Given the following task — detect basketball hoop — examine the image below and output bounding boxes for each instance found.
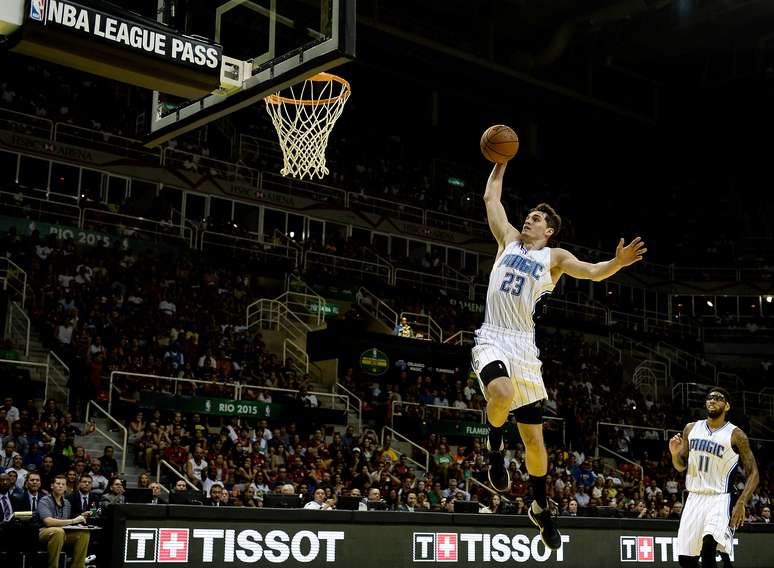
[264,72,351,180]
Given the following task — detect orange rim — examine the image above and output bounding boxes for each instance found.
[265,72,351,106]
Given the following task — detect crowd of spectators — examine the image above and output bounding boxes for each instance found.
[2,394,771,524]
[0,225,312,412]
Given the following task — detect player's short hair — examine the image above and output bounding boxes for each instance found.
[708,387,731,404]
[530,203,562,240]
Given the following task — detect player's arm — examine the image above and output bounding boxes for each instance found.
[552,238,647,281]
[668,422,693,472]
[483,163,520,253]
[730,428,760,528]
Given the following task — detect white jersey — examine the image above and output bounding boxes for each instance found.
[481,240,554,332]
[686,420,739,495]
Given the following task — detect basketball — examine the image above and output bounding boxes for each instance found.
[480,125,519,163]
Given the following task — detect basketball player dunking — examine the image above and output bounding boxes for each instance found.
[472,162,647,549]
[669,387,759,568]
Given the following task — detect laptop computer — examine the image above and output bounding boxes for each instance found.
[335,496,362,510]
[124,488,153,504]
[453,500,480,514]
[262,494,303,509]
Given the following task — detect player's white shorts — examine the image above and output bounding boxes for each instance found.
[471,324,548,411]
[677,492,734,557]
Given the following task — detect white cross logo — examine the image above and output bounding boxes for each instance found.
[437,534,457,561]
[162,533,185,558]
[638,538,653,561]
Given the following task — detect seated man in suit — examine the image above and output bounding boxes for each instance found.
[35,475,90,568]
[11,471,45,513]
[205,484,225,507]
[149,483,167,505]
[169,480,199,505]
[10,471,45,554]
[69,475,98,517]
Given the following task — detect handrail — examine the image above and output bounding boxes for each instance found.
[6,301,30,358]
[240,384,348,411]
[465,476,511,503]
[46,351,71,406]
[443,330,476,346]
[381,426,430,474]
[356,286,398,331]
[391,400,484,425]
[109,371,240,413]
[85,400,128,474]
[595,421,670,458]
[333,382,363,432]
[400,311,443,343]
[0,256,28,308]
[598,444,644,490]
[283,337,309,374]
[0,358,46,366]
[156,458,198,491]
[0,107,54,138]
[110,369,345,412]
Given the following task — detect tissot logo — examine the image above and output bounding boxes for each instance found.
[619,535,739,563]
[124,528,344,564]
[412,532,568,563]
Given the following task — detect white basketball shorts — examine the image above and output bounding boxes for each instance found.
[677,492,734,557]
[471,324,548,411]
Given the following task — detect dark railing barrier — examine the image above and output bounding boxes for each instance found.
[110,505,774,567]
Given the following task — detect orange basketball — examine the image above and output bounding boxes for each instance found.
[480,125,519,163]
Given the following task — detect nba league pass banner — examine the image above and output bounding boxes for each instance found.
[113,509,774,568]
[28,0,221,73]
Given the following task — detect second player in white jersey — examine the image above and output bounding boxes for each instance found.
[669,388,759,567]
[482,240,554,332]
[686,419,739,495]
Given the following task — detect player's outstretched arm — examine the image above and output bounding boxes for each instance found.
[483,163,520,253]
[668,422,693,472]
[552,237,647,281]
[730,428,760,529]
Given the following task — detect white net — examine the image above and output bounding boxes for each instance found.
[264,73,351,180]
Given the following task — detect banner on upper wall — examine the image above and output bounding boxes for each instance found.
[29,0,221,72]
[15,0,222,98]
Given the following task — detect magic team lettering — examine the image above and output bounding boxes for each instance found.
[498,253,545,279]
[689,438,725,457]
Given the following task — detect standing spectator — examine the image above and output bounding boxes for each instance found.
[9,455,28,490]
[100,447,118,478]
[1,440,19,470]
[186,446,208,487]
[393,317,412,337]
[88,460,109,495]
[644,479,662,503]
[2,398,19,424]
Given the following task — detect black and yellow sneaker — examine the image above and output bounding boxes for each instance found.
[528,500,562,550]
[485,437,510,492]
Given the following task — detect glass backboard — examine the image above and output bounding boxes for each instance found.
[148,0,354,146]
